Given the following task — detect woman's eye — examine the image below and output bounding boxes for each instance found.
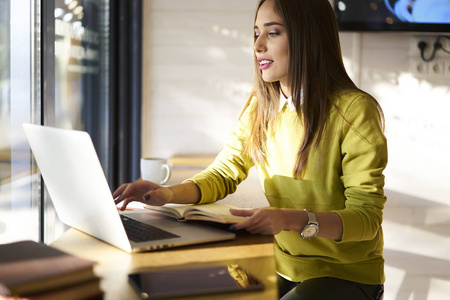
[254,30,280,39]
[268,31,280,37]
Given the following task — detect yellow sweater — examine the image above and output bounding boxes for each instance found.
[187,91,388,284]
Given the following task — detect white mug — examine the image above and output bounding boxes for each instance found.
[140,158,171,185]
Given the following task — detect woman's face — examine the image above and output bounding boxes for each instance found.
[254,0,290,93]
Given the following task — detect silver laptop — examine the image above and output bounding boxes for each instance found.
[23,124,235,253]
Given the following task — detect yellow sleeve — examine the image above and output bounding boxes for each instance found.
[335,94,388,242]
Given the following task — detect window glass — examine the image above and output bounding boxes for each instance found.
[54,0,110,168]
[0,0,40,243]
[46,0,111,243]
[0,0,110,244]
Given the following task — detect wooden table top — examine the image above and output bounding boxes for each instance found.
[51,226,277,300]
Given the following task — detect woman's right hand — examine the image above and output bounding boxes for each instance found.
[113,180,173,211]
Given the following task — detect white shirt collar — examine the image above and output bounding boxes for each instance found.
[278,90,303,112]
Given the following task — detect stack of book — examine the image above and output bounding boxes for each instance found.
[0,240,103,300]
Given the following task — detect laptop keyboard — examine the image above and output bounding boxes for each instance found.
[120,215,180,243]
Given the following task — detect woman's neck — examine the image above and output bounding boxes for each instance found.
[280,83,292,99]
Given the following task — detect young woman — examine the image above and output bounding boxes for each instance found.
[114,0,387,299]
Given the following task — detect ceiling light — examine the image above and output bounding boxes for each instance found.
[68,1,78,10]
[73,6,83,15]
[63,12,73,22]
[54,8,65,18]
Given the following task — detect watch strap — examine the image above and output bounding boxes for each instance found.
[304,209,318,225]
[300,209,319,239]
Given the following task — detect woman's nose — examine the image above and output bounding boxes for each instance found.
[253,36,266,53]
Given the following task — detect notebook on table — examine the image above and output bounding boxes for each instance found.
[22,124,235,253]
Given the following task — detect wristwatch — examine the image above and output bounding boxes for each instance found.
[300,209,319,239]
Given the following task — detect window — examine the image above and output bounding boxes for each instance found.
[0,0,141,245]
[0,0,112,244]
[0,0,40,243]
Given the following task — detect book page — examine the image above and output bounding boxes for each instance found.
[185,204,248,224]
[145,203,249,224]
[144,204,186,219]
[186,203,239,215]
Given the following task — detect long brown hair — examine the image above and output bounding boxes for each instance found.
[243,0,383,179]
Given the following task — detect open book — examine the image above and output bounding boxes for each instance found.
[144,203,249,224]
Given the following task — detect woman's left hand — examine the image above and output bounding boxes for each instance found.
[230,207,302,235]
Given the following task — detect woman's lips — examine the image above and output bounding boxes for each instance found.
[258,58,274,70]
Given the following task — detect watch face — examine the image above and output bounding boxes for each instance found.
[301,224,318,239]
